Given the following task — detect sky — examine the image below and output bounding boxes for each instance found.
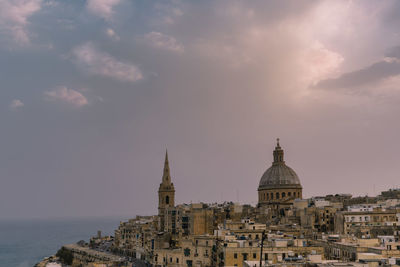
[1,0,400,220]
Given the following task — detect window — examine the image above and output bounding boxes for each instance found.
[184,248,191,256]
[288,192,291,197]
[276,192,280,199]
[253,253,257,259]
[166,195,169,204]
[271,193,273,200]
[176,258,179,263]
[234,253,237,259]
[282,192,286,198]
[242,253,248,260]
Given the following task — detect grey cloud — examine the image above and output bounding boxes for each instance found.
[316,60,400,90]
[72,42,143,83]
[386,45,400,59]
[316,46,400,90]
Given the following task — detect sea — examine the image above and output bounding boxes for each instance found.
[0,216,127,267]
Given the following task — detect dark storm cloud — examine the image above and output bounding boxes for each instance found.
[316,60,400,90]
[316,46,400,90]
[386,45,400,59]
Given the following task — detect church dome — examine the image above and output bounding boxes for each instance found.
[258,139,302,190]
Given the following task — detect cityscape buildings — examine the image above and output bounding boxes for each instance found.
[47,140,400,267]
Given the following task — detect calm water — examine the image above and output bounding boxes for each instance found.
[0,217,126,267]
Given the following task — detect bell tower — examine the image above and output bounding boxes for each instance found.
[158,150,175,231]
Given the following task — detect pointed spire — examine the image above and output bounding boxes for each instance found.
[165,149,169,167]
[162,149,171,184]
[276,138,280,148]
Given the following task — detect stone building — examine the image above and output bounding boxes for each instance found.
[334,208,400,237]
[153,236,216,267]
[258,139,302,216]
[214,237,324,267]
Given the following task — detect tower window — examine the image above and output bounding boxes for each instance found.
[166,195,170,204]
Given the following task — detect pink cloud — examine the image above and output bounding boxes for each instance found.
[44,87,88,107]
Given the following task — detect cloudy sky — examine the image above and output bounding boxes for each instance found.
[1,0,400,219]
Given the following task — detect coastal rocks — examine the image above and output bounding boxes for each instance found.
[34,255,62,267]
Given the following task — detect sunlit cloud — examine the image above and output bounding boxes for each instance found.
[9,99,24,110]
[87,0,121,20]
[72,42,143,82]
[105,27,120,41]
[142,32,184,53]
[301,41,344,86]
[154,1,183,25]
[44,87,88,107]
[0,0,42,45]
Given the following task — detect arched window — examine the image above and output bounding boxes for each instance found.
[266,193,269,200]
[288,192,291,197]
[264,193,266,200]
[282,192,286,198]
[271,193,273,200]
[276,192,280,199]
[166,195,170,204]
